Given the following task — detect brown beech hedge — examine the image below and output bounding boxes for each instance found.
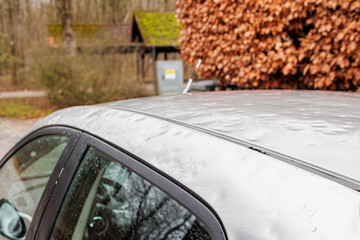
[175,0,360,91]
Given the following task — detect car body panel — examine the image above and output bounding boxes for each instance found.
[103,90,360,182]
[30,98,360,239]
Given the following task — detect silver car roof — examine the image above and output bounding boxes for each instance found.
[104,90,360,181]
[31,90,360,239]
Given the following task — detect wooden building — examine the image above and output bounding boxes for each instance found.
[47,10,181,81]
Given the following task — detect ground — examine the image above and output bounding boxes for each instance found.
[0,118,39,159]
[0,90,45,158]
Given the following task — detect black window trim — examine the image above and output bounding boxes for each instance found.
[36,131,227,240]
[0,126,82,240]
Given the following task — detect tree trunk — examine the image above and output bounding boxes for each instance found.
[6,0,19,84]
[0,3,6,33]
[63,17,75,54]
[56,0,75,55]
[164,0,169,11]
[17,0,25,62]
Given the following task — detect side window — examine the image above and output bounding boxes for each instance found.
[51,147,213,240]
[0,135,69,239]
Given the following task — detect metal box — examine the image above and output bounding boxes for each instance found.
[157,60,183,94]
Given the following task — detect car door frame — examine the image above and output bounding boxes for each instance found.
[0,125,82,240]
[36,131,227,240]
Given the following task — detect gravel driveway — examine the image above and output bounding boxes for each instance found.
[0,118,40,159]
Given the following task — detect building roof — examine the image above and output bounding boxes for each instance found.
[47,23,131,46]
[30,90,360,239]
[46,10,181,48]
[131,10,180,47]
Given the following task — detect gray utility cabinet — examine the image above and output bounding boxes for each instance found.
[157,60,183,94]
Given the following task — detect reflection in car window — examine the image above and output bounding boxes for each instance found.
[51,147,213,240]
[0,135,69,237]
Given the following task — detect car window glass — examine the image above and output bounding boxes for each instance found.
[51,147,213,240]
[0,135,69,238]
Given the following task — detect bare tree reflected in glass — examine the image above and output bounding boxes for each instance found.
[51,148,212,240]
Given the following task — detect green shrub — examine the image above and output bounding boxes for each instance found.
[0,34,17,75]
[33,48,146,107]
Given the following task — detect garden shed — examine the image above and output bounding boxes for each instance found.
[131,10,181,80]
